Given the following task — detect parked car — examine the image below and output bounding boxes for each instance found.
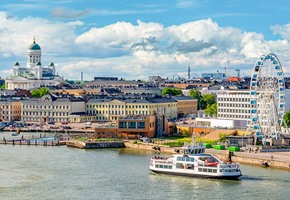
[140,137,152,143]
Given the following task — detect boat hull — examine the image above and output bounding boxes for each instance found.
[150,169,242,180]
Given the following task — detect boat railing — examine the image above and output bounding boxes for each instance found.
[197,162,218,168]
[219,163,239,169]
[154,160,173,165]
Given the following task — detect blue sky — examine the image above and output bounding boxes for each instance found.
[1,0,290,80]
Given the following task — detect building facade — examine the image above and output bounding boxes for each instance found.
[217,90,251,126]
[21,95,86,123]
[118,115,156,138]
[173,96,198,117]
[86,97,178,121]
[0,99,22,122]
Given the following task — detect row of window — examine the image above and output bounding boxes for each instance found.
[177,156,195,162]
[217,97,249,102]
[119,121,146,129]
[218,109,251,113]
[87,104,177,109]
[155,165,172,169]
[23,117,68,122]
[88,110,151,115]
[23,105,70,109]
[218,103,250,108]
[198,168,218,173]
[22,112,69,116]
[218,114,250,119]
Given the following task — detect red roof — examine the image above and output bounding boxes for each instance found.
[227,77,244,82]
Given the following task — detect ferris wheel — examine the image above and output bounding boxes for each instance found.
[250,53,285,140]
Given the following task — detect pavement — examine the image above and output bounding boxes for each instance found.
[206,149,290,164]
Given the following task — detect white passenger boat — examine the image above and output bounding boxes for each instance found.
[149,143,242,180]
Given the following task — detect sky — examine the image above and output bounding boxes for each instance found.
[1,0,290,81]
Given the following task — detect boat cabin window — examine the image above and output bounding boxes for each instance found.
[155,164,172,169]
[190,148,205,154]
[177,156,195,162]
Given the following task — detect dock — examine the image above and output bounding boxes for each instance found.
[0,138,66,146]
[66,140,125,149]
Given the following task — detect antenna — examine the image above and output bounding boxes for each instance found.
[188,64,191,80]
[227,60,230,78]
[235,69,240,77]
[224,67,227,78]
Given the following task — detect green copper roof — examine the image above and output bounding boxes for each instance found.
[28,40,41,50]
[49,62,55,67]
[36,61,42,66]
[14,61,20,66]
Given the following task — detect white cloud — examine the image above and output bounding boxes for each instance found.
[176,0,199,9]
[51,7,92,19]
[0,11,79,59]
[1,10,290,80]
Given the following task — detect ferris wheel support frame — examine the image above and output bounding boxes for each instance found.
[249,53,285,143]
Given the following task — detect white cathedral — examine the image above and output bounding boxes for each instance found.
[6,38,64,90]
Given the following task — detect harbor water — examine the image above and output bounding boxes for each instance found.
[1,133,290,200]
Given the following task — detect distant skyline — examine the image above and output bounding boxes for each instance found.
[1,0,290,80]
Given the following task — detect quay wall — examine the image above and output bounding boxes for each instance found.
[67,140,125,149]
[212,153,290,171]
[124,142,290,171]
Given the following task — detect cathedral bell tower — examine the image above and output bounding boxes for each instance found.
[27,37,42,69]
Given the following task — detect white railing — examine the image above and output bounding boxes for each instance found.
[154,160,173,165]
[219,164,239,169]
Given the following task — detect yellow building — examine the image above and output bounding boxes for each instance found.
[86,97,177,122]
[173,96,198,117]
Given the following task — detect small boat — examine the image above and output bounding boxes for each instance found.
[149,142,242,180]
[11,133,18,136]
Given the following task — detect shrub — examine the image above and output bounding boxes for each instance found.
[181,129,190,137]
[196,138,217,145]
[133,140,138,144]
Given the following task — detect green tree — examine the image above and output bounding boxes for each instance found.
[202,94,216,106]
[205,103,217,117]
[161,87,182,96]
[0,84,5,89]
[283,110,290,127]
[174,88,182,96]
[189,89,202,100]
[31,87,50,97]
[189,89,207,109]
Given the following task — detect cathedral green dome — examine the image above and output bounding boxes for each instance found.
[14,61,20,66]
[28,39,41,51]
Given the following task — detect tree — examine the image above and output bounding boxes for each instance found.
[0,84,5,89]
[283,110,290,127]
[189,89,202,100]
[205,103,217,117]
[189,89,207,110]
[161,87,182,96]
[31,87,50,97]
[202,94,216,106]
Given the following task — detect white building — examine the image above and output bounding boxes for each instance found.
[217,89,290,129]
[6,38,64,90]
[217,90,251,127]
